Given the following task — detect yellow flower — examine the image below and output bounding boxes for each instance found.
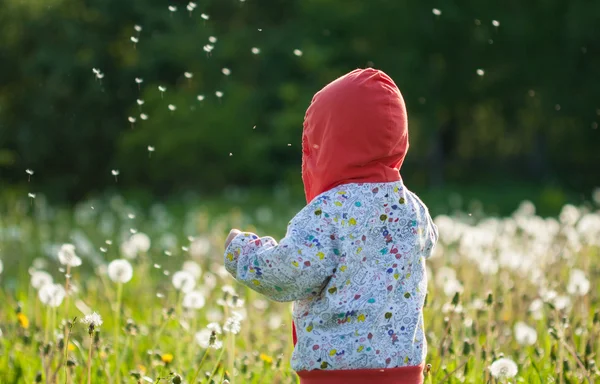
[138,365,147,374]
[161,353,174,364]
[17,313,29,329]
[68,343,76,351]
[259,353,273,364]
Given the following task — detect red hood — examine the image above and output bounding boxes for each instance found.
[301,68,409,203]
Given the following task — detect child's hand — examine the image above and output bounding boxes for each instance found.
[224,229,241,249]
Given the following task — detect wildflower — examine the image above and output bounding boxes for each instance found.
[489,357,518,380]
[17,313,30,329]
[161,353,174,364]
[107,259,133,283]
[130,233,151,253]
[172,271,195,292]
[443,278,463,297]
[514,321,537,345]
[196,329,222,349]
[567,269,590,296]
[182,290,205,310]
[206,309,223,323]
[529,298,544,320]
[207,322,222,334]
[39,284,66,307]
[31,270,53,290]
[182,261,202,279]
[268,315,282,330]
[259,353,273,364]
[223,316,241,334]
[120,240,138,259]
[81,312,103,334]
[58,244,82,267]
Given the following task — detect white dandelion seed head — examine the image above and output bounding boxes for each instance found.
[100,247,107,253]
[190,237,210,258]
[187,4,194,11]
[26,169,34,175]
[443,278,463,297]
[203,44,214,53]
[96,72,104,79]
[130,232,151,253]
[215,91,223,98]
[197,95,205,101]
[28,193,36,199]
[107,259,133,283]
[172,270,196,292]
[293,49,303,57]
[81,312,103,328]
[134,25,142,32]
[130,36,139,43]
[207,322,222,334]
[111,170,120,176]
[184,72,193,79]
[136,99,144,105]
[31,271,53,290]
[268,314,283,330]
[489,358,518,380]
[477,69,485,76]
[222,68,231,76]
[148,146,155,152]
[140,113,148,120]
[58,244,82,267]
[120,240,137,259]
[182,260,202,278]
[251,47,260,54]
[168,104,176,111]
[92,68,100,74]
[492,20,500,27]
[39,284,66,307]
[208,36,217,43]
[168,5,177,12]
[514,321,537,346]
[135,77,143,84]
[188,2,197,9]
[201,13,209,20]
[128,116,136,123]
[554,295,572,311]
[182,290,205,310]
[567,268,590,296]
[158,86,167,92]
[432,8,441,16]
[195,329,212,348]
[223,316,241,334]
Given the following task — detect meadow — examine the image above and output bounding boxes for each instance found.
[0,191,599,384]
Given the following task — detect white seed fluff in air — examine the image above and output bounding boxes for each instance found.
[168,104,176,111]
[168,5,177,12]
[251,47,260,54]
[148,146,155,152]
[130,232,151,253]
[28,193,36,199]
[31,271,53,290]
[128,116,136,123]
[492,20,500,27]
[92,68,100,74]
[222,68,231,76]
[134,25,142,32]
[293,49,303,56]
[188,2,197,9]
[39,284,66,307]
[477,69,485,76]
[81,312,103,328]
[215,91,223,98]
[182,290,206,310]
[209,36,217,43]
[96,72,104,79]
[111,170,119,176]
[514,321,538,345]
[201,13,209,20]
[107,259,133,283]
[135,78,143,84]
[58,244,82,267]
[432,8,442,16]
[203,44,214,53]
[140,113,148,120]
[26,169,34,176]
[130,36,139,43]
[172,271,196,293]
[158,86,166,92]
[137,99,144,106]
[197,95,205,101]
[184,72,193,79]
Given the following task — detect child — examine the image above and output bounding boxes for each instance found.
[224,68,438,384]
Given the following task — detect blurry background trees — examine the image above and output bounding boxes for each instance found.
[0,0,599,210]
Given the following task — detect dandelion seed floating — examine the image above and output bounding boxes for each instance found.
[96,72,104,80]
[130,228,137,234]
[215,91,223,98]
[134,25,142,32]
[209,36,217,44]
[168,104,176,112]
[105,240,113,245]
[148,146,155,158]
[100,247,107,253]
[432,8,441,16]
[187,3,194,15]
[197,95,205,102]
[28,192,36,205]
[127,213,135,219]
[111,169,120,182]
[555,104,561,111]
[92,68,100,75]
[135,77,143,90]
[201,13,209,20]
[293,49,303,57]
[130,36,139,49]
[128,116,136,129]
[222,68,231,76]
[203,44,214,55]
[251,47,260,55]
[140,113,148,120]
[26,168,34,182]
[184,72,193,79]
[476,69,485,76]
[492,20,500,28]
[287,143,292,147]
[229,152,233,156]
[168,5,177,14]
[158,86,166,98]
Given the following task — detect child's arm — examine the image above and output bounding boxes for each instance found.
[224,202,337,302]
[419,204,439,258]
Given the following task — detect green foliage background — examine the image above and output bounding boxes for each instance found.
[1,0,599,202]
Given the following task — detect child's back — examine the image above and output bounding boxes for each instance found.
[225,69,438,383]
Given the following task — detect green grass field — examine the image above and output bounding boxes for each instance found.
[0,191,599,384]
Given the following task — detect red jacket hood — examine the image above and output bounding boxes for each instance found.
[301,68,409,203]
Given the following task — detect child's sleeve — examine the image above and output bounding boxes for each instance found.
[224,202,338,302]
[419,204,439,258]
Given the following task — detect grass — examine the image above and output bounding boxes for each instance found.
[0,189,599,383]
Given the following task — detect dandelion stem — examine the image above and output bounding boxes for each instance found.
[44,306,51,343]
[206,347,226,383]
[114,282,123,381]
[86,334,94,384]
[190,349,209,383]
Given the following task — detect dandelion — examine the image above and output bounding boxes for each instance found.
[130,36,139,48]
[17,313,29,329]
[251,47,260,55]
[148,146,155,158]
[134,25,142,32]
[216,91,223,98]
[187,3,194,15]
[293,49,303,57]
[100,247,107,253]
[259,353,273,364]
[26,169,34,182]
[130,233,151,253]
[92,68,100,75]
[489,357,518,380]
[183,260,202,278]
[209,36,217,43]
[161,353,174,364]
[128,116,136,128]
[28,192,36,202]
[140,113,148,120]
[197,95,205,102]
[136,99,144,106]
[268,315,282,330]
[31,270,53,290]
[39,284,66,307]
[158,86,166,98]
[432,8,442,16]
[477,69,485,76]
[514,321,537,345]
[182,290,205,310]
[58,244,82,267]
[223,316,241,335]
[168,104,176,112]
[222,68,231,76]
[203,44,214,54]
[492,20,500,27]
[96,72,104,80]
[82,312,102,384]
[168,5,177,12]
[201,13,209,20]
[107,259,133,283]
[184,72,193,79]
[567,268,590,296]
[172,271,196,293]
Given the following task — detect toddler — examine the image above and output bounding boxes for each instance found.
[224,68,438,384]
